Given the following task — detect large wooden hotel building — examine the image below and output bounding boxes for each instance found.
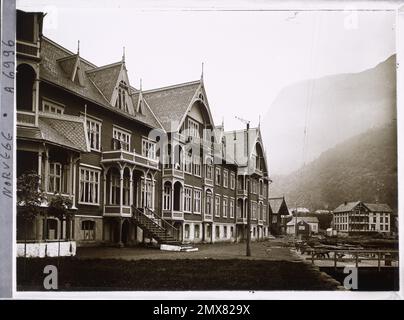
[16,10,276,252]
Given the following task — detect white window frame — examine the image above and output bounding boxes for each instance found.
[230,172,236,190]
[215,195,221,217]
[193,189,202,214]
[86,118,102,151]
[215,167,221,186]
[142,139,156,160]
[184,151,193,174]
[223,197,228,218]
[163,185,171,210]
[194,224,200,239]
[113,127,131,152]
[223,169,229,188]
[184,186,192,213]
[188,118,200,138]
[40,98,64,115]
[230,198,235,218]
[79,167,100,205]
[193,156,201,177]
[141,179,154,210]
[48,162,62,193]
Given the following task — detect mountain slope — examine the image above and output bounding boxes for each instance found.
[270,123,397,211]
[264,55,396,175]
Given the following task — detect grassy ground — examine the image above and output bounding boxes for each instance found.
[17,257,339,291]
[320,267,399,291]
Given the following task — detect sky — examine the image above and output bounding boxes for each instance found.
[17,0,397,174]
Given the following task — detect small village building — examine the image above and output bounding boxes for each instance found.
[286,216,319,236]
[268,196,289,235]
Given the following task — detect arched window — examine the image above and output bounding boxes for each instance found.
[194,224,200,239]
[184,224,190,239]
[116,81,129,112]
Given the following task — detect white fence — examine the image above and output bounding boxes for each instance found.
[17,241,76,258]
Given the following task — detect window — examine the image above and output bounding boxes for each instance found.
[252,179,257,194]
[184,187,192,212]
[194,189,201,214]
[215,226,220,239]
[141,180,153,209]
[223,170,228,188]
[206,190,213,215]
[223,198,228,218]
[206,160,213,180]
[193,156,201,177]
[188,118,199,138]
[46,219,58,240]
[142,139,156,159]
[215,195,221,217]
[252,202,257,220]
[81,220,95,240]
[263,205,267,221]
[40,99,64,115]
[230,199,235,218]
[224,226,228,238]
[116,81,129,112]
[110,174,120,205]
[194,225,200,239]
[184,224,190,239]
[79,168,100,205]
[87,119,101,151]
[48,162,62,193]
[215,167,221,186]
[163,185,171,210]
[113,127,130,151]
[230,173,235,190]
[184,151,192,174]
[123,176,130,206]
[259,203,263,220]
[263,184,267,198]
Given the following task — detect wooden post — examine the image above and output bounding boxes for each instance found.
[334,251,337,270]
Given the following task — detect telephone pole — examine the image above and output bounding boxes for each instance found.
[235,116,251,256]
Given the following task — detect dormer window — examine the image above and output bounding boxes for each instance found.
[116,81,129,112]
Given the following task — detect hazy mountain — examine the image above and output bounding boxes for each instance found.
[264,55,396,175]
[270,123,397,211]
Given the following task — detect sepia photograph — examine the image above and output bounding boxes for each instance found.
[11,0,400,296]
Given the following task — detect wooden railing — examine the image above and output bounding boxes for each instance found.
[300,247,399,271]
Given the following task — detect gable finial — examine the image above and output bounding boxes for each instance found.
[77,40,80,55]
[201,62,204,82]
[258,115,261,128]
[139,78,142,92]
[122,46,126,62]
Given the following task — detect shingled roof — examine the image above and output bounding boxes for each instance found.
[364,203,393,213]
[287,216,319,225]
[40,37,161,129]
[143,81,201,132]
[17,114,90,152]
[333,201,361,213]
[268,197,286,214]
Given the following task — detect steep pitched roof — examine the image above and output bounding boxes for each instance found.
[364,203,393,213]
[143,80,201,131]
[86,62,123,102]
[39,37,162,129]
[287,216,319,225]
[17,114,90,152]
[333,201,361,213]
[268,197,284,214]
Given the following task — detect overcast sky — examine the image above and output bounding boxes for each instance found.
[18,0,397,174]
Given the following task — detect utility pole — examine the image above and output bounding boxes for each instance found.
[235,116,251,256]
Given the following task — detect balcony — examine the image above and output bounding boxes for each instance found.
[237,189,247,197]
[236,217,247,224]
[104,205,131,217]
[101,149,159,170]
[17,111,36,126]
[163,165,184,179]
[17,40,40,60]
[162,210,184,221]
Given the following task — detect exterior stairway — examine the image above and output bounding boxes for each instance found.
[132,207,183,246]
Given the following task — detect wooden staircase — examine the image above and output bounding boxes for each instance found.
[132,207,182,245]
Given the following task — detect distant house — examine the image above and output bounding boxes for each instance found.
[286,216,319,235]
[333,201,393,235]
[268,196,289,235]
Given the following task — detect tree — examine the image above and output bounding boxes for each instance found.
[17,172,46,257]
